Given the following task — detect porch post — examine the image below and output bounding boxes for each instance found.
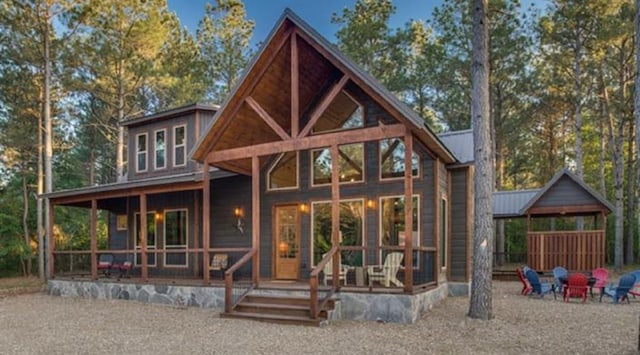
[90,199,98,280]
[140,193,148,282]
[252,155,260,285]
[403,133,414,292]
[202,163,210,284]
[193,190,200,278]
[330,145,340,288]
[48,203,55,278]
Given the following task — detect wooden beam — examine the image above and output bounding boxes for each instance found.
[330,145,340,290]
[527,204,607,216]
[193,190,200,278]
[252,156,260,286]
[403,132,414,292]
[208,123,405,163]
[90,199,98,280]
[298,74,349,138]
[202,165,211,285]
[140,193,148,282]
[291,30,299,137]
[246,96,290,140]
[48,204,55,278]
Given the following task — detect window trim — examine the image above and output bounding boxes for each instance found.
[378,138,420,181]
[378,194,421,267]
[311,90,365,135]
[310,143,365,187]
[135,133,148,173]
[164,208,188,268]
[310,198,365,268]
[134,211,156,267]
[173,125,187,168]
[267,152,299,191]
[154,129,166,170]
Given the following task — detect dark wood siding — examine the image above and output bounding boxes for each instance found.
[532,175,601,208]
[450,167,470,281]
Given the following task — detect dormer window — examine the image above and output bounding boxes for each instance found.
[136,133,148,173]
[155,129,166,170]
[174,125,186,167]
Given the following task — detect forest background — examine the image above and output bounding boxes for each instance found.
[0,0,635,277]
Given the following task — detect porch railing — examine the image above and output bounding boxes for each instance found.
[527,230,605,271]
[309,245,339,319]
[224,248,257,313]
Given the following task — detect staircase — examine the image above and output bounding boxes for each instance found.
[220,293,338,326]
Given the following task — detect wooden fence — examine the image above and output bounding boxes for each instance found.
[527,230,605,272]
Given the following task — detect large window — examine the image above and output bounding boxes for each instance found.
[312,90,364,133]
[136,133,148,173]
[311,143,364,186]
[379,138,419,180]
[379,195,420,267]
[311,199,364,267]
[154,129,166,170]
[164,209,188,267]
[440,197,447,269]
[267,152,298,190]
[134,212,156,266]
[174,125,186,167]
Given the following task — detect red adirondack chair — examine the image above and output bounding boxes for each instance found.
[517,268,532,295]
[564,273,588,303]
[592,268,609,296]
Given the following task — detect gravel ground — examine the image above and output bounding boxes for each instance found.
[0,281,639,355]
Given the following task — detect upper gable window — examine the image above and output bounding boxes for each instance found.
[311,143,364,186]
[174,125,186,167]
[154,129,166,170]
[379,138,419,180]
[312,91,364,133]
[268,152,298,190]
[136,133,148,173]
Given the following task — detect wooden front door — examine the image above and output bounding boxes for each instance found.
[274,205,300,279]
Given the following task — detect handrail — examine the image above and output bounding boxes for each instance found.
[224,248,257,313]
[309,245,339,319]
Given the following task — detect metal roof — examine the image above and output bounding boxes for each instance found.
[121,103,219,127]
[437,129,474,164]
[493,189,540,218]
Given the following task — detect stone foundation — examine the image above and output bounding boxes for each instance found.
[48,280,451,324]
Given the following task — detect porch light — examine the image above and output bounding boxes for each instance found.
[299,203,309,213]
[234,207,244,218]
[155,212,163,221]
[233,207,245,234]
[367,199,376,210]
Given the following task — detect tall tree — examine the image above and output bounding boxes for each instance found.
[197,0,254,103]
[635,0,640,263]
[469,0,493,320]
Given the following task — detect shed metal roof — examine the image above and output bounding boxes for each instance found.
[437,129,473,164]
[493,189,540,219]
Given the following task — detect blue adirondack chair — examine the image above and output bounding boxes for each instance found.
[552,266,568,295]
[600,273,636,303]
[525,269,556,300]
[627,270,640,298]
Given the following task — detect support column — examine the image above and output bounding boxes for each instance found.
[194,190,200,278]
[252,155,260,285]
[330,145,340,288]
[140,193,148,282]
[90,199,98,280]
[203,164,210,284]
[404,133,414,292]
[48,203,55,278]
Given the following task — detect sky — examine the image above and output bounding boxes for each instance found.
[166,0,441,46]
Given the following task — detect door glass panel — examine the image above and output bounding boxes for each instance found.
[277,208,297,259]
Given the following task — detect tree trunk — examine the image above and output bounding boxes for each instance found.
[598,115,607,197]
[626,123,635,264]
[43,3,53,279]
[21,169,31,276]
[635,0,640,262]
[37,68,45,280]
[468,0,493,321]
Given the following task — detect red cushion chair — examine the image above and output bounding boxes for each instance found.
[517,268,532,295]
[564,273,588,303]
[592,268,609,296]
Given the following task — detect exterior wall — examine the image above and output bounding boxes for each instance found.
[449,166,472,282]
[533,175,601,208]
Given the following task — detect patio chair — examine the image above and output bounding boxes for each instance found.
[600,273,636,304]
[368,252,404,287]
[525,269,556,299]
[563,273,588,303]
[114,258,132,280]
[552,266,568,295]
[97,254,114,277]
[591,267,609,297]
[210,254,229,280]
[627,270,640,298]
[322,253,349,286]
[516,267,532,295]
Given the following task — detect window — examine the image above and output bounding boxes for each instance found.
[136,133,148,172]
[379,195,420,267]
[174,125,186,167]
[311,143,364,186]
[154,129,166,170]
[134,212,156,266]
[312,90,364,133]
[165,209,188,267]
[267,152,298,190]
[311,199,364,267]
[440,197,447,269]
[379,138,419,180]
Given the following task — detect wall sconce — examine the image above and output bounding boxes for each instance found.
[155,211,163,221]
[233,207,245,234]
[299,203,309,213]
[367,199,376,210]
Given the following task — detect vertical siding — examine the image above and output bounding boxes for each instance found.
[449,167,470,281]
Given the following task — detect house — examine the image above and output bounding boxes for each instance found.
[46,9,475,324]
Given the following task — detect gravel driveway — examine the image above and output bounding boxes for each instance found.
[0,281,638,354]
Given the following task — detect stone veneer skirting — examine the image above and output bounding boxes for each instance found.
[48,280,455,324]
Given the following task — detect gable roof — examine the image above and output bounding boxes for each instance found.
[438,129,473,164]
[190,9,456,173]
[518,168,614,215]
[493,189,540,218]
[121,103,219,127]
